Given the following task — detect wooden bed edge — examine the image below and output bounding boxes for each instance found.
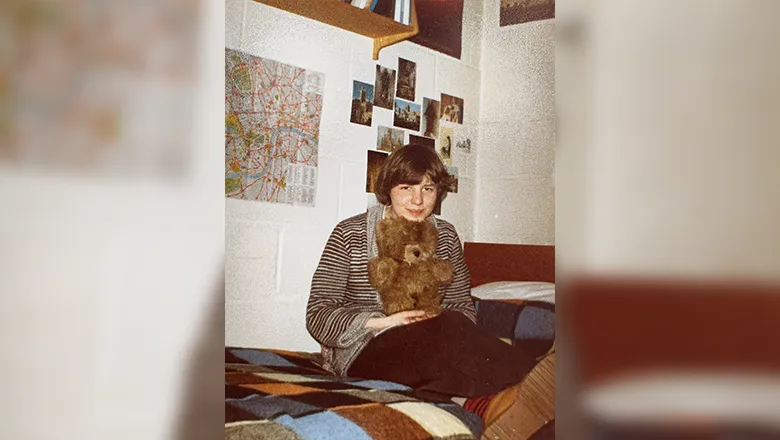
[463,242,555,287]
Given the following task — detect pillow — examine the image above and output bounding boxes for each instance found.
[471,281,555,304]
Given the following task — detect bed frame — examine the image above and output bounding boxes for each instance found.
[562,276,780,439]
[564,276,780,386]
[463,242,555,287]
[463,242,557,440]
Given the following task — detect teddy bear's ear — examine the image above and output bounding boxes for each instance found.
[376,218,404,257]
[375,221,391,252]
[420,221,438,250]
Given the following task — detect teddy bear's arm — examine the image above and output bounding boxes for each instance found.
[368,257,400,291]
[370,258,418,315]
[429,259,454,285]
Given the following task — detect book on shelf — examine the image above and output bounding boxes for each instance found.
[394,0,410,25]
[370,0,411,25]
[350,0,372,9]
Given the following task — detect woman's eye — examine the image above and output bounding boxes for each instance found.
[424,187,435,192]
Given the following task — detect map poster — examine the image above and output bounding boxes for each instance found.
[225,48,324,206]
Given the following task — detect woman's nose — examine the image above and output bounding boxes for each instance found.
[411,189,423,204]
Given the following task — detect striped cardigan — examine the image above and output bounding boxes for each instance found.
[306,204,477,377]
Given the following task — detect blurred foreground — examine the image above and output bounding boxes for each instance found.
[556,1,780,438]
[1,0,224,439]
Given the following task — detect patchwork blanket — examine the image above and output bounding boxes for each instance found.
[225,347,484,440]
[225,300,555,440]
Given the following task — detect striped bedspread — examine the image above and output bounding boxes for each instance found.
[225,347,484,440]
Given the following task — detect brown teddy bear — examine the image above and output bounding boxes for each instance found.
[368,215,454,316]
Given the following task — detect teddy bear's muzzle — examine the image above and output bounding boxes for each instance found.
[404,244,429,264]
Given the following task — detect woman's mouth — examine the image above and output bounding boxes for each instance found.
[407,209,424,216]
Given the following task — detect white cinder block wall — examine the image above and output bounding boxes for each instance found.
[475,1,555,245]
[225,0,490,351]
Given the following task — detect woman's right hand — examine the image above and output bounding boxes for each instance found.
[365,310,433,331]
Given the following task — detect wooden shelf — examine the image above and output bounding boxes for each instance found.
[253,0,419,60]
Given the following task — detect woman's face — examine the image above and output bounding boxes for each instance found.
[388,174,438,221]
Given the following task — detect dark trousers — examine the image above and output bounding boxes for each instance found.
[347,311,538,399]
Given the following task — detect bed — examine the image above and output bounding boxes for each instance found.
[564,276,780,439]
[225,242,556,440]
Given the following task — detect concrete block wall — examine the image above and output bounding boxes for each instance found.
[225,0,492,350]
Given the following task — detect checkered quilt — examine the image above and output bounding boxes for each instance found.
[225,347,484,440]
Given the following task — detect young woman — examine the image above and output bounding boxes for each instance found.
[306,144,544,425]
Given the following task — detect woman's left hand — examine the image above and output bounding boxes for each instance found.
[365,310,435,330]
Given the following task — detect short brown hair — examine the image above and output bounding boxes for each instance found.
[374,144,455,206]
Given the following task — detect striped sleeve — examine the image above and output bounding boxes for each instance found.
[306,222,382,349]
[438,222,477,323]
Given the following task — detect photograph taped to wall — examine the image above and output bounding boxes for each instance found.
[500,0,555,27]
[447,166,458,193]
[410,0,464,59]
[350,80,374,126]
[454,126,473,156]
[409,134,435,150]
[393,98,421,132]
[456,137,472,153]
[366,149,389,193]
[225,48,323,206]
[374,65,396,110]
[421,98,440,138]
[438,125,453,165]
[440,93,464,124]
[396,58,416,102]
[377,125,405,153]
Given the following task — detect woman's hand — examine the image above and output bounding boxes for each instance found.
[365,310,436,331]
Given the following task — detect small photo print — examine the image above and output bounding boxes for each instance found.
[366,149,389,193]
[396,58,417,101]
[447,166,459,193]
[421,98,440,138]
[374,65,396,110]
[393,98,421,131]
[438,125,453,165]
[351,80,374,126]
[409,134,435,150]
[377,125,405,153]
[456,137,472,153]
[440,93,464,124]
